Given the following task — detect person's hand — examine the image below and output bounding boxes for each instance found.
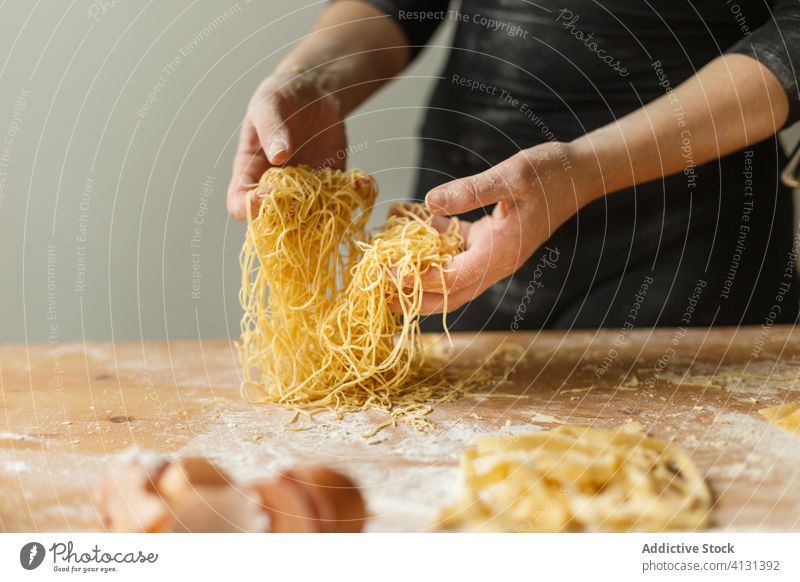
[226,70,347,220]
[412,141,599,314]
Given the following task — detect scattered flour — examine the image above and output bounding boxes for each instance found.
[3,460,28,473]
[172,402,545,532]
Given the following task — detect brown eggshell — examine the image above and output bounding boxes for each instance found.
[95,455,170,533]
[167,485,266,533]
[157,457,231,504]
[253,480,322,533]
[281,467,367,533]
[98,455,366,533]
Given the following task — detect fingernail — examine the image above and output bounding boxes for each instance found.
[268,141,288,161]
[355,177,371,193]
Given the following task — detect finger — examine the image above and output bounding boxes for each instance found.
[393,264,448,295]
[391,281,482,316]
[420,212,530,301]
[392,236,495,306]
[227,121,270,221]
[416,284,478,314]
[427,212,523,295]
[425,235,496,294]
[248,96,292,165]
[391,218,471,290]
[355,177,374,200]
[431,215,472,241]
[430,214,452,234]
[388,242,500,315]
[425,166,510,216]
[385,205,464,230]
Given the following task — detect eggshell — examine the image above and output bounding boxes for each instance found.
[157,457,231,503]
[254,467,366,533]
[283,467,367,533]
[95,454,170,533]
[168,485,266,533]
[253,480,322,532]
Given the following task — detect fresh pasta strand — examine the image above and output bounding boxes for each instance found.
[238,165,465,428]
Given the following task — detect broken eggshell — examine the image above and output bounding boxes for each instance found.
[95,451,170,533]
[254,466,367,533]
[97,454,265,532]
[97,454,365,533]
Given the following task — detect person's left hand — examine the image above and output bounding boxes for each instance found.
[408,141,598,314]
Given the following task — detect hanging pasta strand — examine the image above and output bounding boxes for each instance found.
[238,165,464,427]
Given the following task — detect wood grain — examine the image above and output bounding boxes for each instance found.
[1,327,799,532]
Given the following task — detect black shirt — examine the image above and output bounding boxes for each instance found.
[362,0,800,331]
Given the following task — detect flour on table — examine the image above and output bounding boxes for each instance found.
[173,401,544,532]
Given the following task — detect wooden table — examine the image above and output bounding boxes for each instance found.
[2,327,799,532]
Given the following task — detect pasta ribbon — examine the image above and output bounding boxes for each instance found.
[438,422,712,532]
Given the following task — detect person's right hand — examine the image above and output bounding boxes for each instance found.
[226,71,347,220]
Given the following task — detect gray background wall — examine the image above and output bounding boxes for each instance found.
[0,0,454,343]
[0,1,797,343]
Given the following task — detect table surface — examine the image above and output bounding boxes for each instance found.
[1,326,799,532]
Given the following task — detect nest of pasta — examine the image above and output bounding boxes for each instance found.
[438,422,712,532]
[238,165,465,430]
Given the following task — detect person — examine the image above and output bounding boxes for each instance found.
[227,0,800,332]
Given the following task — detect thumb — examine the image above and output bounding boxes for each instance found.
[425,167,509,216]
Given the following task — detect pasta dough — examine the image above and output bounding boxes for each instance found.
[438,422,712,532]
[759,403,800,435]
[238,166,463,427]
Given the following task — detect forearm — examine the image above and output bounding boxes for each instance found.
[572,54,790,204]
[273,0,410,115]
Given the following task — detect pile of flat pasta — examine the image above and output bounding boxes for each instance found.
[759,402,800,435]
[438,422,712,532]
[239,165,463,427]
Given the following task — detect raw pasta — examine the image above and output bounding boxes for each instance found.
[759,403,800,435]
[438,422,712,532]
[238,166,463,428]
